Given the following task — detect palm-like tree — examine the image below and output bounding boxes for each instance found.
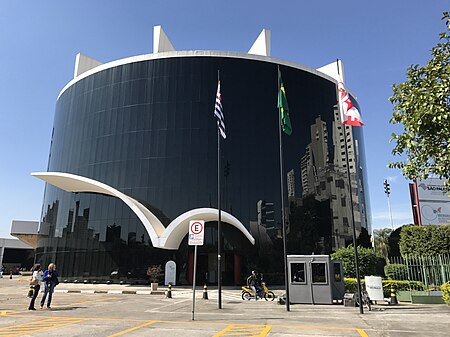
[373,228,392,262]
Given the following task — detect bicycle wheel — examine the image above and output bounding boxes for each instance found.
[366,298,372,311]
[355,293,362,307]
[264,291,275,301]
[355,293,371,311]
[242,291,252,301]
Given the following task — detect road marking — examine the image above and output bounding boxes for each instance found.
[0,310,24,316]
[0,311,369,337]
[356,328,369,337]
[107,320,156,337]
[60,296,116,307]
[0,317,87,336]
[148,298,191,311]
[212,324,272,337]
[277,324,367,336]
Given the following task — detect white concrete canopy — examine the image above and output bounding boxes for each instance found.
[10,220,40,249]
[248,29,271,57]
[159,208,255,249]
[31,172,255,250]
[153,25,175,53]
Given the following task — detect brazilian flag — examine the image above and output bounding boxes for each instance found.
[277,69,292,135]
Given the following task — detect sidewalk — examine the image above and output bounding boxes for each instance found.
[9,275,252,296]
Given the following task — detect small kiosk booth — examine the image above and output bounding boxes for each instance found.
[287,255,345,304]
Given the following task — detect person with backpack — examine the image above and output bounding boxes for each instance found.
[28,264,43,310]
[246,270,261,300]
[40,263,59,309]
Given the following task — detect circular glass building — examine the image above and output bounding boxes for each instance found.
[34,28,370,285]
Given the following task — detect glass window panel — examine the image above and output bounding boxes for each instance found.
[290,262,306,283]
[312,262,327,284]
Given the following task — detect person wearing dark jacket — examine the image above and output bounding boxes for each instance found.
[40,263,59,309]
[246,270,261,300]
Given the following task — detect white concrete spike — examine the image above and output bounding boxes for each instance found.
[248,29,271,56]
[317,60,344,82]
[74,53,102,78]
[153,25,175,53]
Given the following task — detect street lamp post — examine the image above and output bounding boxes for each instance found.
[383,179,394,230]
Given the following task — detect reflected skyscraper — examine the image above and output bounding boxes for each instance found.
[33,27,370,283]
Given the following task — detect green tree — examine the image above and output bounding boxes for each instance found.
[331,245,379,278]
[373,228,392,262]
[399,225,450,256]
[388,225,404,258]
[389,12,450,189]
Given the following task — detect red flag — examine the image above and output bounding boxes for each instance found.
[338,79,364,126]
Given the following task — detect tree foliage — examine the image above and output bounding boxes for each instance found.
[389,12,450,188]
[331,245,379,278]
[373,228,392,261]
[146,265,162,283]
[388,226,404,258]
[399,225,450,256]
[384,263,408,280]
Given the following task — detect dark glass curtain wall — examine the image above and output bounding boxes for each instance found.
[35,56,369,284]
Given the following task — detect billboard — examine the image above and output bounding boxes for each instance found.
[417,178,450,225]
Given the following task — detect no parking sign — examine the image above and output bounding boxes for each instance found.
[188,220,205,246]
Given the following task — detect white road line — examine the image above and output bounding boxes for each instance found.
[148,298,192,312]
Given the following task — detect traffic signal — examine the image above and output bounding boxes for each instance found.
[383,179,390,195]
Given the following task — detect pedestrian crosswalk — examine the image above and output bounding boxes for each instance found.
[171,289,243,301]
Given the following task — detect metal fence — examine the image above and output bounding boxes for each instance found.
[389,254,450,289]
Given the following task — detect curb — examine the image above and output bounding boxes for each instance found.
[55,289,164,295]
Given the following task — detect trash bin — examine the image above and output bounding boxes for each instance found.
[344,293,356,307]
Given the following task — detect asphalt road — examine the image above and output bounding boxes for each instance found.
[1,276,449,336]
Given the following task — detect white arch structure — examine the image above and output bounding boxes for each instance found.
[31,172,255,249]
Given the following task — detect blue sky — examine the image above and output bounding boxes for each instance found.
[0,1,447,238]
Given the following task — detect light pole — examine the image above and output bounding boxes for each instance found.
[383,179,394,230]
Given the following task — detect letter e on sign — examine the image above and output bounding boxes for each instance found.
[188,220,205,246]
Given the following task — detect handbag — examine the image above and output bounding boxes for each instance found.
[29,278,38,286]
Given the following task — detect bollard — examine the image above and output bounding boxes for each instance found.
[390,288,398,305]
[166,283,172,298]
[10,271,12,279]
[203,284,208,300]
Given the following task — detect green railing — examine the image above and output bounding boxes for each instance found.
[389,254,450,289]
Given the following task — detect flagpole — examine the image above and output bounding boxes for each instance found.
[337,59,363,314]
[217,70,222,310]
[278,66,290,312]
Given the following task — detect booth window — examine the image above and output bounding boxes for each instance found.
[290,262,306,283]
[333,262,341,282]
[312,262,327,284]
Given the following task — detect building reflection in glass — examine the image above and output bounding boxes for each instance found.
[35,55,370,285]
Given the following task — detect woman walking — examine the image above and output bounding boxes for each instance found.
[40,263,59,309]
[28,264,43,310]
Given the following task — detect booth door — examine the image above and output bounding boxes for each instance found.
[310,261,332,304]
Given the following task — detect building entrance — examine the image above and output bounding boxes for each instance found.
[186,252,241,285]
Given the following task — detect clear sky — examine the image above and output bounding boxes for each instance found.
[0,0,448,238]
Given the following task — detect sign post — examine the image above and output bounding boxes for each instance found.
[189,220,205,321]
